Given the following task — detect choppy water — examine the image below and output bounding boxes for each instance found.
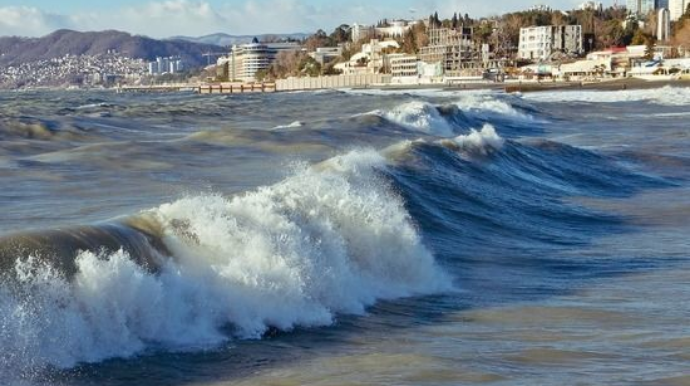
[1,86,689,386]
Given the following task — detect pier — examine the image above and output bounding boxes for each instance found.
[116,82,276,94]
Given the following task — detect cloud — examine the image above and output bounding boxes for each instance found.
[0,0,592,39]
[117,0,229,37]
[0,6,76,37]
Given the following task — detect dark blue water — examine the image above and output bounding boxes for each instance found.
[1,87,689,386]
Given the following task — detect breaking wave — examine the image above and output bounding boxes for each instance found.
[0,149,451,378]
[367,94,536,138]
[375,101,455,137]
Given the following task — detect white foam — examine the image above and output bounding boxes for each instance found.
[521,86,690,106]
[0,149,451,375]
[273,121,303,129]
[455,93,534,121]
[443,124,505,155]
[376,101,455,137]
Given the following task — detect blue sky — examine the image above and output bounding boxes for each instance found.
[0,0,599,38]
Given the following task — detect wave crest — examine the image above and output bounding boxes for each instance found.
[0,149,451,375]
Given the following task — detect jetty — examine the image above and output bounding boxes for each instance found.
[116,82,277,94]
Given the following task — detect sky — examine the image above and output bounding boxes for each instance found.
[0,0,601,38]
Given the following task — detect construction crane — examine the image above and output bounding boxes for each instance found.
[202,52,228,66]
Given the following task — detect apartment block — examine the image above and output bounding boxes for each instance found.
[229,40,301,82]
[518,25,583,61]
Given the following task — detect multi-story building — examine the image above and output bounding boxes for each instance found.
[375,20,418,38]
[334,39,399,75]
[229,40,301,82]
[389,54,419,78]
[658,8,672,41]
[419,27,480,76]
[309,47,343,65]
[351,23,375,43]
[628,0,668,15]
[148,57,183,75]
[670,0,688,20]
[518,25,583,61]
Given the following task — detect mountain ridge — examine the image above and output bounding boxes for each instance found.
[0,29,225,68]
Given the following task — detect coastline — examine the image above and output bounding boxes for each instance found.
[355,78,690,94]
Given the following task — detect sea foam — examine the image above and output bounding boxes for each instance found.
[378,101,455,137]
[0,149,451,377]
[520,85,690,106]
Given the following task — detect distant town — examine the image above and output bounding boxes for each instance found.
[1,0,690,91]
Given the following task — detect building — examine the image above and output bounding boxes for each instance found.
[626,0,652,15]
[375,20,417,38]
[351,23,375,43]
[389,54,419,78]
[628,0,667,15]
[334,39,399,75]
[518,25,583,61]
[658,8,672,41]
[228,39,301,82]
[578,1,604,11]
[148,57,183,75]
[419,27,478,76]
[309,47,343,65]
[670,0,688,20]
[389,54,445,84]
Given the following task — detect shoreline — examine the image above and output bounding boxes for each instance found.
[356,78,690,94]
[6,78,690,94]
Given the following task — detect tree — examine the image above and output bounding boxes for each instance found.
[474,23,494,44]
[329,25,350,45]
[673,19,690,47]
[303,29,330,51]
[299,56,321,77]
[631,29,650,45]
[598,19,626,48]
[322,61,343,75]
[644,35,657,60]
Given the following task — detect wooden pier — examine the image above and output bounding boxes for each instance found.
[197,82,276,94]
[117,82,276,94]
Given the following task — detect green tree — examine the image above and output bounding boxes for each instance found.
[631,29,649,45]
[299,56,321,77]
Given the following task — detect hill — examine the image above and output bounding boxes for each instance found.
[0,30,225,68]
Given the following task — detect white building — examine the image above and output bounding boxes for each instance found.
[376,20,417,38]
[148,56,183,75]
[389,54,444,84]
[335,39,400,75]
[670,0,688,20]
[578,1,603,11]
[627,0,659,15]
[351,23,375,43]
[389,54,419,78]
[658,8,671,41]
[518,25,583,61]
[228,40,301,82]
[309,47,343,65]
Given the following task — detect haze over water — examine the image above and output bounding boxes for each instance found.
[1,87,689,385]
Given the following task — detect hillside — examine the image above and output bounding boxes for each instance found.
[0,30,225,68]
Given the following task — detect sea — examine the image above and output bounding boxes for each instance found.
[0,86,689,386]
